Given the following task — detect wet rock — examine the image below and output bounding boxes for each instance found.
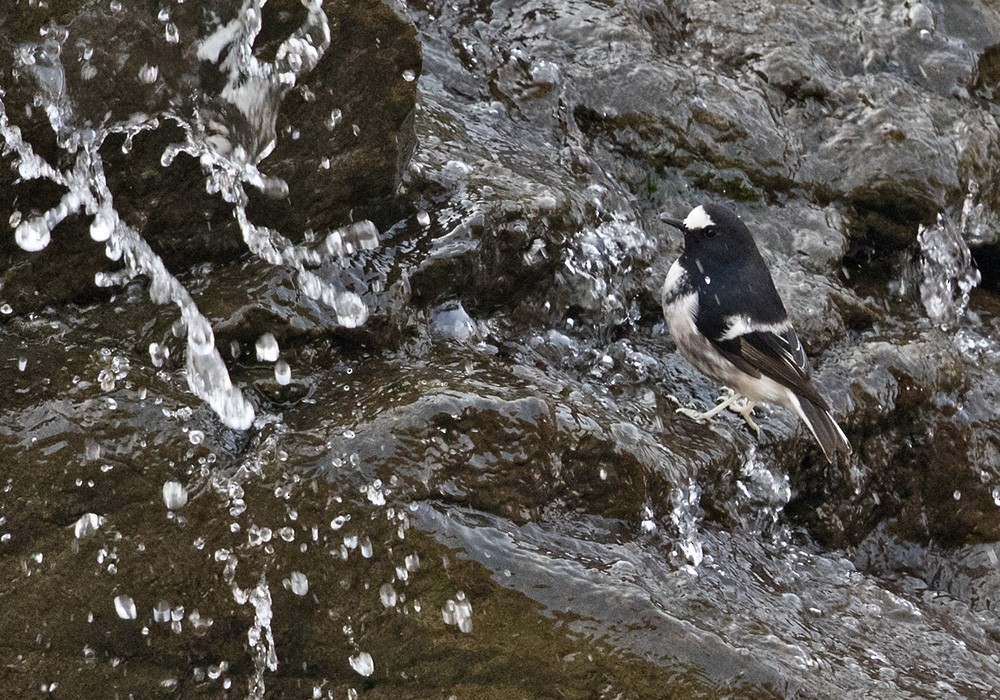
[564,0,1000,235]
[784,326,1000,547]
[289,347,707,529]
[246,0,421,232]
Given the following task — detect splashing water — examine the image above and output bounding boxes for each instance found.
[735,446,792,536]
[562,213,653,321]
[669,480,704,568]
[245,575,278,697]
[1,0,380,429]
[224,568,279,700]
[441,591,473,633]
[919,210,981,329]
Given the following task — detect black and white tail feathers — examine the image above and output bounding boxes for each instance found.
[795,397,852,463]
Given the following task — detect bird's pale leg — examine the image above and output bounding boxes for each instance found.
[730,398,759,437]
[676,387,744,423]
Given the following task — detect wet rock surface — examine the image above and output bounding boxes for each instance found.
[3,0,1000,697]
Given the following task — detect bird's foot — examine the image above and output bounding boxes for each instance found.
[674,389,761,437]
[729,398,760,438]
[676,406,712,422]
[675,388,745,422]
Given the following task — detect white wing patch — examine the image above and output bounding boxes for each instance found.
[683,205,715,231]
[719,315,792,341]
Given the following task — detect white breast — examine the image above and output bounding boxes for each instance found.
[662,261,712,372]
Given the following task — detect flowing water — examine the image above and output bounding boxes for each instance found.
[2,0,1000,698]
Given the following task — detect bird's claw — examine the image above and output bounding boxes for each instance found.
[675,406,709,422]
[731,398,760,437]
[714,387,737,404]
[674,388,761,437]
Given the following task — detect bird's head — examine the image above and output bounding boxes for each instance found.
[660,204,758,259]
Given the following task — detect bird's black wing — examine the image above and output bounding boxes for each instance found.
[690,243,828,408]
[712,325,829,409]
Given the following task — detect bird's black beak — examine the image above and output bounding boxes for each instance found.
[659,213,686,232]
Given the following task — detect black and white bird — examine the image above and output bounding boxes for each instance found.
[660,203,851,463]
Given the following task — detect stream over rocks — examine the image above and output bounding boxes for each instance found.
[2,0,1000,697]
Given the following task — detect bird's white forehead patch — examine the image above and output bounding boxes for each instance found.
[683,205,715,230]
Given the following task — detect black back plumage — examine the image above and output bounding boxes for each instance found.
[680,204,826,408]
[680,204,787,342]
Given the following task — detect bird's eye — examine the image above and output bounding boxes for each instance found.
[703,226,718,238]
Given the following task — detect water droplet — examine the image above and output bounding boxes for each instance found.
[379,583,397,608]
[74,513,105,538]
[90,208,117,242]
[114,594,137,620]
[148,342,169,368]
[247,526,273,546]
[349,651,374,677]
[15,217,50,252]
[327,220,379,257]
[416,210,431,227]
[287,571,309,596]
[105,239,123,261]
[153,600,171,623]
[402,69,416,82]
[164,22,179,43]
[274,360,291,385]
[17,357,27,372]
[367,485,386,507]
[84,441,101,461]
[188,609,213,635]
[326,108,342,129]
[98,368,116,392]
[188,430,204,445]
[442,591,473,633]
[137,64,159,83]
[255,333,279,362]
[162,481,189,510]
[187,317,215,355]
